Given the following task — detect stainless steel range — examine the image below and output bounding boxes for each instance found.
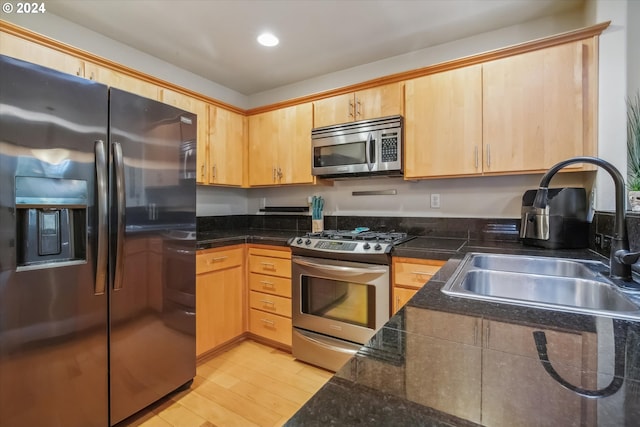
[289,230,413,371]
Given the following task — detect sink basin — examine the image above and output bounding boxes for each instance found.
[442,253,640,320]
[469,254,600,279]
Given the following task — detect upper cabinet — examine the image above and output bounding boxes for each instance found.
[84,62,159,100]
[405,65,483,179]
[482,39,596,174]
[404,38,597,179]
[158,89,210,184]
[248,103,314,186]
[0,31,84,76]
[313,82,404,128]
[208,106,246,186]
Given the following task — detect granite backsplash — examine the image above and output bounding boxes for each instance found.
[197,214,521,242]
[197,211,640,253]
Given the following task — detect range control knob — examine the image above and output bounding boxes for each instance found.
[305,239,312,245]
[296,238,303,244]
[374,243,382,251]
[363,243,371,250]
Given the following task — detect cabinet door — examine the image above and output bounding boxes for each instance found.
[392,287,417,314]
[209,106,245,186]
[0,31,84,76]
[196,265,244,357]
[483,40,594,173]
[248,111,279,185]
[248,104,313,186]
[405,65,482,178]
[159,89,209,184]
[405,307,482,424]
[482,320,596,426]
[313,93,354,128]
[355,82,404,121]
[84,62,159,100]
[277,102,314,185]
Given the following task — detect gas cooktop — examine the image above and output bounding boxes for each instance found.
[289,229,414,258]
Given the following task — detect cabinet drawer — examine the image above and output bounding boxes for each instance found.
[196,247,244,274]
[248,273,292,298]
[249,309,292,346]
[394,259,445,289]
[248,246,291,259]
[249,291,292,318]
[249,255,291,278]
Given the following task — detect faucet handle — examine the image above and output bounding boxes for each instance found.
[614,249,640,265]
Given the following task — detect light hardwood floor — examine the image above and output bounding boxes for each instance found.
[121,340,333,427]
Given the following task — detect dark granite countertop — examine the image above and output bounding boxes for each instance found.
[285,247,640,426]
[197,229,292,250]
[196,226,640,425]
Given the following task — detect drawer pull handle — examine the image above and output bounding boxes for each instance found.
[207,256,228,264]
[261,318,275,326]
[260,299,275,306]
[260,280,275,288]
[260,262,276,269]
[412,271,433,276]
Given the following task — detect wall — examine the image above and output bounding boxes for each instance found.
[245,173,594,219]
[584,0,629,211]
[629,0,640,97]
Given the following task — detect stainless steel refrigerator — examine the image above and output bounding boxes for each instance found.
[0,54,196,426]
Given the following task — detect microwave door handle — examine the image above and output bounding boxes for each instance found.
[365,132,374,171]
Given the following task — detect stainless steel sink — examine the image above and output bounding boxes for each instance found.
[442,253,640,319]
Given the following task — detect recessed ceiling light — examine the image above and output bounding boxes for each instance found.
[257,32,279,47]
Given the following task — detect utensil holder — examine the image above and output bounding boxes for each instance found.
[312,217,324,233]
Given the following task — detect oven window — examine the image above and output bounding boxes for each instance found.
[301,276,375,328]
[314,142,367,167]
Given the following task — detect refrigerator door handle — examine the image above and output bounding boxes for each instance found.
[94,140,108,295]
[113,141,126,291]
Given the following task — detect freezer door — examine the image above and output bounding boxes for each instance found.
[0,55,109,427]
[108,88,196,425]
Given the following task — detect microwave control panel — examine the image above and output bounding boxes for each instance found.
[381,132,399,162]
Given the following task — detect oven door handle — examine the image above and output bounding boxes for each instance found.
[293,258,388,275]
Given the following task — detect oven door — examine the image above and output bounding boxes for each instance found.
[312,130,378,176]
[292,256,390,345]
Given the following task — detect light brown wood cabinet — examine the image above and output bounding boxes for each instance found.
[158,89,210,185]
[482,39,597,174]
[313,82,404,128]
[248,103,314,186]
[481,320,596,426]
[207,106,246,186]
[247,246,293,347]
[405,306,597,425]
[405,39,597,179]
[392,257,445,314]
[405,65,483,179]
[195,246,245,357]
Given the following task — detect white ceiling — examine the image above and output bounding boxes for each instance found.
[46,0,584,95]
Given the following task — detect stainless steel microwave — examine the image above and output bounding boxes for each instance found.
[311,115,403,179]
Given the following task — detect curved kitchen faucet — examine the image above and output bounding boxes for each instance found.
[528,156,640,282]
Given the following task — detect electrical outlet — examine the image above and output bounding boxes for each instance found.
[595,233,602,248]
[430,193,441,209]
[602,235,612,253]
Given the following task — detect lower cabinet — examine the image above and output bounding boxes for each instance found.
[247,246,292,347]
[404,306,597,425]
[392,257,445,314]
[195,245,245,357]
